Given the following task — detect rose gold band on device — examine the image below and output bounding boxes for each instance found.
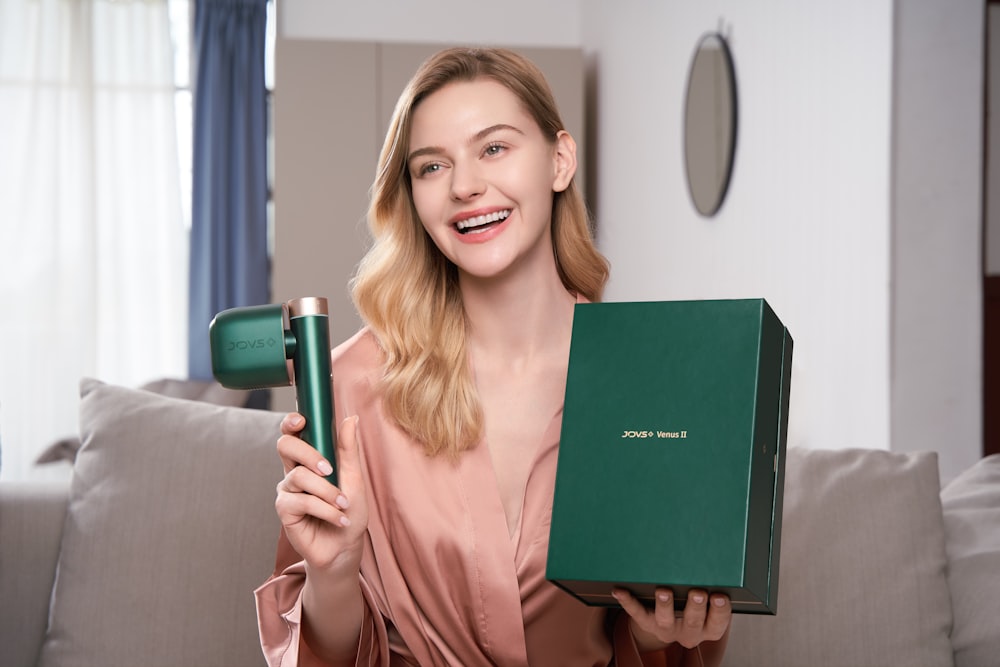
[287,296,329,317]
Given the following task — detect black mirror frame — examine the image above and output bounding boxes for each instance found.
[683,32,739,218]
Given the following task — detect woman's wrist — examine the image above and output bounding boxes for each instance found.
[301,568,364,664]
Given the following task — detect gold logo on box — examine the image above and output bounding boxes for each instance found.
[621,430,688,439]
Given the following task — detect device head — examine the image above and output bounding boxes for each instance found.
[209,303,293,390]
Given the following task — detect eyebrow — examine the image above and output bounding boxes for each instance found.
[407,123,525,165]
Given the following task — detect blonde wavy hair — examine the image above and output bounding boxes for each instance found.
[351,47,610,458]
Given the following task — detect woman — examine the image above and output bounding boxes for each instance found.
[255,47,732,666]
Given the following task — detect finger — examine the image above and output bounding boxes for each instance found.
[279,464,343,501]
[281,412,305,435]
[611,588,653,630]
[335,415,363,503]
[653,588,679,631]
[277,432,334,477]
[275,475,350,528]
[277,464,350,519]
[678,589,709,647]
[703,594,732,641]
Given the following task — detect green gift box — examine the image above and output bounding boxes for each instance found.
[546,298,792,614]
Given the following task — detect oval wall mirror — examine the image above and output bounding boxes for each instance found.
[683,32,738,217]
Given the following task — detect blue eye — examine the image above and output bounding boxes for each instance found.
[419,163,441,176]
[484,143,506,157]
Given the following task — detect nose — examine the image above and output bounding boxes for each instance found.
[449,160,485,201]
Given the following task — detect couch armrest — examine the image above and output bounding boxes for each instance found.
[0,481,70,667]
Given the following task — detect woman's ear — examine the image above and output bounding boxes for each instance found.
[552,130,578,193]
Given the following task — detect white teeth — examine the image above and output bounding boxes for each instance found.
[456,209,510,231]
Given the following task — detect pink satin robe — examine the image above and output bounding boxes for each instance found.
[255,329,664,667]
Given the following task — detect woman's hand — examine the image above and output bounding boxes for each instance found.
[612,587,732,653]
[274,413,369,573]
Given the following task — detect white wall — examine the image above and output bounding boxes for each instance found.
[891,1,983,481]
[581,0,983,482]
[279,0,985,481]
[581,1,897,464]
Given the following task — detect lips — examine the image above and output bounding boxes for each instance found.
[454,209,511,234]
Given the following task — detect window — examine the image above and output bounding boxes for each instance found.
[168,0,193,229]
[167,0,275,236]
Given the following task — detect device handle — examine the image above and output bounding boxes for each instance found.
[287,297,337,485]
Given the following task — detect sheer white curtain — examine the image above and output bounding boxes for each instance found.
[0,0,188,480]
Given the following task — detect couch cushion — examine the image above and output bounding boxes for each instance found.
[721,447,954,667]
[0,482,69,667]
[940,454,1000,667]
[38,378,284,667]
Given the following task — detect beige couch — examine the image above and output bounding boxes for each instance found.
[1,378,998,667]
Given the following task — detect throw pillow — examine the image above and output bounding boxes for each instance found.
[940,454,1000,667]
[38,378,285,667]
[721,447,954,667]
[34,377,252,465]
[139,376,252,406]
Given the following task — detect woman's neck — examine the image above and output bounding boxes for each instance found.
[460,266,577,370]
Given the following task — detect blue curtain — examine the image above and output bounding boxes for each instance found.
[188,0,269,380]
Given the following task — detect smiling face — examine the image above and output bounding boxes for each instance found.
[406,78,577,284]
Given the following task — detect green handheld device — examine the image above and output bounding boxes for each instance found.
[209,297,336,484]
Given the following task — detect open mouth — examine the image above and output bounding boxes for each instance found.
[455,209,511,234]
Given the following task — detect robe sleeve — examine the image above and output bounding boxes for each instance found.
[254,530,390,667]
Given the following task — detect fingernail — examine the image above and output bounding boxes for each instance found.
[610,589,622,601]
[692,593,706,604]
[317,460,333,476]
[339,516,351,527]
[713,596,726,606]
[657,592,671,602]
[289,415,303,427]
[335,494,350,509]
